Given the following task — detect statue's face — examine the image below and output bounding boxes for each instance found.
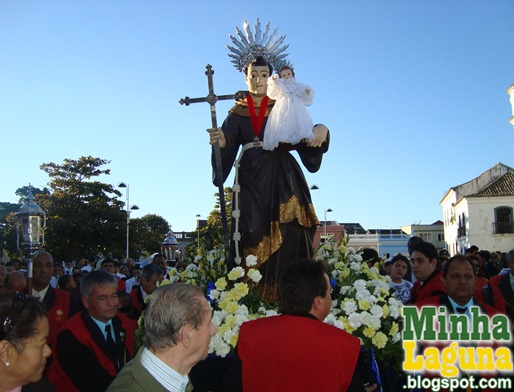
[245,64,270,96]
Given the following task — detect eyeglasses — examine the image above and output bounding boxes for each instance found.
[0,292,28,340]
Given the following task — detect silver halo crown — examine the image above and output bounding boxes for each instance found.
[227,19,290,72]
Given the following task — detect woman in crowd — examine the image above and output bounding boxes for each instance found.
[0,293,52,392]
[388,254,413,304]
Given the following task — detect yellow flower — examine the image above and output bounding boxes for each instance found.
[334,262,344,270]
[341,268,350,278]
[228,267,244,281]
[339,245,348,254]
[225,301,239,313]
[225,315,236,329]
[218,323,230,336]
[367,271,378,280]
[382,305,390,317]
[230,333,239,347]
[372,331,388,349]
[215,278,227,291]
[363,326,376,338]
[232,282,249,298]
[389,322,399,337]
[358,300,371,311]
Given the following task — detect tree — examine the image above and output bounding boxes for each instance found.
[37,156,125,261]
[130,214,170,256]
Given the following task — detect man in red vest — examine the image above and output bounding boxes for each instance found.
[31,251,80,348]
[224,260,369,392]
[408,241,446,304]
[128,263,163,320]
[49,269,136,391]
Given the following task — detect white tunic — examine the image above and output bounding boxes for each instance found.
[263,75,315,151]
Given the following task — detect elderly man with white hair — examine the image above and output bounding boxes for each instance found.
[107,283,216,392]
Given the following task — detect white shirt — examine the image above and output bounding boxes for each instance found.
[125,276,140,293]
[141,347,189,392]
[32,285,50,301]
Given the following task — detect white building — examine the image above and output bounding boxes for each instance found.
[440,163,514,255]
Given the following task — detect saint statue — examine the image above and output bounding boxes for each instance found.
[208,20,329,302]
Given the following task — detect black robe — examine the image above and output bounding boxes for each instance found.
[212,97,329,301]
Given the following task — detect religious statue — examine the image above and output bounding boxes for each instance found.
[208,20,329,301]
[263,65,315,151]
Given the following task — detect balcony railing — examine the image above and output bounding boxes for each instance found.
[493,222,514,234]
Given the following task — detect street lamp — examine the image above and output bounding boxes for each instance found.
[118,182,139,260]
[324,208,333,243]
[196,214,201,250]
[161,229,179,263]
[15,192,45,293]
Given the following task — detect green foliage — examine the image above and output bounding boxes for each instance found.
[130,214,170,255]
[37,156,126,260]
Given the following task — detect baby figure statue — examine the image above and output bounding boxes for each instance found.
[263,65,315,151]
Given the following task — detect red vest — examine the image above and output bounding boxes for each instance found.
[409,270,446,304]
[238,315,360,392]
[48,312,136,392]
[45,287,72,347]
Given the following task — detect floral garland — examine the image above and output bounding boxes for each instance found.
[317,239,404,366]
[136,243,404,369]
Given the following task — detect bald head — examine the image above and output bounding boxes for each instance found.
[32,251,54,290]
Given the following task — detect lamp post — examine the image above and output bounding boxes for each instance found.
[196,214,201,250]
[118,182,139,260]
[15,192,45,293]
[324,208,333,243]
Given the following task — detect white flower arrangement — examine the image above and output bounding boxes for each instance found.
[317,238,403,364]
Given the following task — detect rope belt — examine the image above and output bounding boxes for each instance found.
[232,140,264,264]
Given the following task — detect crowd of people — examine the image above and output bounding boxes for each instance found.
[1,238,514,391]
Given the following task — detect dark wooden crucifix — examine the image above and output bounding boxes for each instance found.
[179,64,244,244]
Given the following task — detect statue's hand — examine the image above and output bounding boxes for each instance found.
[307,124,328,148]
[208,128,226,148]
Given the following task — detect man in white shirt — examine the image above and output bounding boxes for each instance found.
[107,284,216,392]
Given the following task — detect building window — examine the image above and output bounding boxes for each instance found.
[420,233,432,242]
[494,207,513,234]
[437,233,444,242]
[457,214,466,237]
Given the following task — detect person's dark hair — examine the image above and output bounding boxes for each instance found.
[390,254,409,267]
[407,236,424,255]
[361,248,379,265]
[144,284,206,351]
[81,269,117,297]
[101,258,114,268]
[443,255,476,278]
[411,241,438,261]
[279,260,328,315]
[141,263,163,282]
[243,55,273,76]
[0,293,47,353]
[153,253,166,262]
[58,274,74,290]
[467,245,479,253]
[477,250,490,262]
